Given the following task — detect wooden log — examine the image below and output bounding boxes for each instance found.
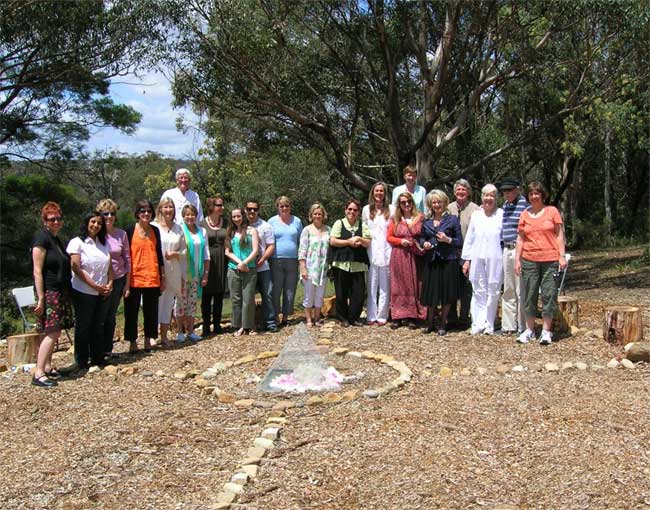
[554,296,579,334]
[603,306,644,345]
[7,333,44,366]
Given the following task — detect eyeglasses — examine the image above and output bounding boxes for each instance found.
[138,208,153,214]
[279,205,290,209]
[246,207,259,212]
[399,200,412,206]
[346,207,359,212]
[46,217,62,223]
[214,204,224,208]
[102,211,116,217]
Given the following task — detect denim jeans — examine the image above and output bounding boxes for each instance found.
[255,269,277,328]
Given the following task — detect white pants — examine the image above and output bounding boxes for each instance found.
[302,279,327,308]
[501,247,526,332]
[366,265,390,323]
[158,288,176,325]
[469,258,502,333]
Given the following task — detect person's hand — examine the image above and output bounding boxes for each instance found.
[300,270,308,280]
[256,258,265,268]
[401,238,412,247]
[201,274,209,286]
[515,260,522,276]
[423,241,432,251]
[559,255,568,270]
[34,298,44,316]
[436,231,450,244]
[124,288,131,298]
[462,260,470,276]
[159,277,166,292]
[237,261,248,272]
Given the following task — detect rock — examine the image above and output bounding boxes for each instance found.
[233,355,256,366]
[574,362,588,370]
[194,378,212,388]
[347,351,362,357]
[269,410,286,418]
[341,389,359,401]
[237,464,259,478]
[460,368,472,376]
[0,365,7,373]
[240,457,261,466]
[476,367,487,376]
[222,482,244,495]
[496,364,510,374]
[439,367,453,378]
[266,416,288,425]
[234,399,255,408]
[211,503,231,509]
[202,370,217,379]
[561,362,573,370]
[247,446,266,458]
[591,364,605,370]
[316,339,331,346]
[624,342,634,352]
[306,395,323,406]
[528,364,543,373]
[272,401,295,411]
[544,363,560,372]
[216,491,236,504]
[398,372,412,382]
[391,378,406,387]
[607,359,620,369]
[620,358,635,369]
[231,472,249,485]
[253,401,274,409]
[626,343,650,363]
[511,365,526,372]
[155,370,165,377]
[361,350,376,360]
[223,361,234,368]
[217,392,237,404]
[322,392,342,404]
[120,366,137,376]
[318,332,333,339]
[253,437,274,449]
[332,348,349,355]
[256,351,279,360]
[421,370,432,377]
[141,370,153,377]
[376,354,395,364]
[104,365,118,376]
[363,389,379,399]
[211,362,227,373]
[173,371,190,380]
[570,325,581,336]
[261,427,280,440]
[88,365,101,374]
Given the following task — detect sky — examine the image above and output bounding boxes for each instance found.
[85,71,205,158]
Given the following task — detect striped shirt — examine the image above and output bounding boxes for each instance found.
[501,194,529,243]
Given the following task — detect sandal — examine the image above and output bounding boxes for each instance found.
[32,374,58,388]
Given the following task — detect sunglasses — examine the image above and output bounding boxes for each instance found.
[102,211,116,217]
[246,207,259,212]
[346,207,359,212]
[400,200,412,206]
[46,217,62,223]
[138,208,153,214]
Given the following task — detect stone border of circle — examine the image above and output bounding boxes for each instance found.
[191,324,414,508]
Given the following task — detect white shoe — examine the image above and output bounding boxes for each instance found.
[187,333,201,342]
[539,330,553,345]
[471,327,484,335]
[176,333,186,343]
[517,329,534,344]
[483,328,494,336]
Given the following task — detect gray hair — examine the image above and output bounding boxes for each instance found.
[454,178,472,192]
[481,183,498,196]
[175,168,191,178]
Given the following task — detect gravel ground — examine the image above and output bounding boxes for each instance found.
[1,247,649,510]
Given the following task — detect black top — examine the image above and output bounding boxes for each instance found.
[31,228,72,291]
[331,219,370,266]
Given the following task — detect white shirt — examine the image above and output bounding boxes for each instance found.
[391,184,427,213]
[152,221,183,296]
[362,204,395,267]
[251,218,275,272]
[67,236,111,295]
[461,208,504,283]
[160,187,204,224]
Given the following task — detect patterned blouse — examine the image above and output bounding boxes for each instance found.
[298,225,331,286]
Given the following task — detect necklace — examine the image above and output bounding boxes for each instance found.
[137,224,150,239]
[207,216,223,229]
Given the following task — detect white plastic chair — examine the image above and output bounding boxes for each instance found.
[11,286,37,332]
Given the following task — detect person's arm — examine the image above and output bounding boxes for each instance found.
[242,228,260,267]
[257,226,275,267]
[70,252,107,295]
[152,225,166,292]
[555,220,567,270]
[32,247,47,316]
[514,231,525,276]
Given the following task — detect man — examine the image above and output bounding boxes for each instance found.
[391,164,427,213]
[160,168,204,224]
[499,177,529,334]
[246,199,279,333]
[447,178,479,329]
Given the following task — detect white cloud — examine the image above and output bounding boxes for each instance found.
[86,71,205,158]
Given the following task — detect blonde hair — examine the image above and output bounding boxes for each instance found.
[308,202,328,222]
[155,197,175,224]
[275,195,291,208]
[426,189,450,215]
[96,198,118,213]
[367,182,390,220]
[393,192,421,224]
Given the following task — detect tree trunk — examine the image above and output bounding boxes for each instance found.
[7,333,43,366]
[603,306,643,345]
[554,296,579,335]
[604,127,612,240]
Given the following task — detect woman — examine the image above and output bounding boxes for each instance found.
[298,203,331,327]
[176,204,210,341]
[96,199,131,356]
[31,202,74,387]
[268,196,302,326]
[225,207,260,336]
[461,184,504,335]
[329,198,371,327]
[515,181,567,345]
[387,192,426,329]
[152,197,183,346]
[200,196,227,336]
[67,212,113,368]
[420,190,462,335]
[124,199,165,353]
[363,182,394,326]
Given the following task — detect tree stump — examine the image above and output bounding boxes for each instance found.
[321,296,336,318]
[7,333,44,366]
[554,296,579,335]
[603,306,643,345]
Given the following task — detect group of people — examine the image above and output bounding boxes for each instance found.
[29,166,567,389]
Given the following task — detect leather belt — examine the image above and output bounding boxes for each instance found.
[502,242,516,249]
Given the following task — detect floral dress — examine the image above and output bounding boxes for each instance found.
[298,225,331,286]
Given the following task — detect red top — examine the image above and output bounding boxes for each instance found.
[518,206,563,262]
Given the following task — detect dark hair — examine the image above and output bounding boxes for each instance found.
[134,199,154,219]
[245,198,260,208]
[79,211,107,245]
[345,198,362,211]
[40,201,62,223]
[526,181,548,201]
[226,207,251,250]
[206,195,225,215]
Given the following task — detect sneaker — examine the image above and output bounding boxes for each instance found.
[517,329,534,344]
[471,326,484,335]
[539,330,553,345]
[176,333,186,343]
[187,333,201,342]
